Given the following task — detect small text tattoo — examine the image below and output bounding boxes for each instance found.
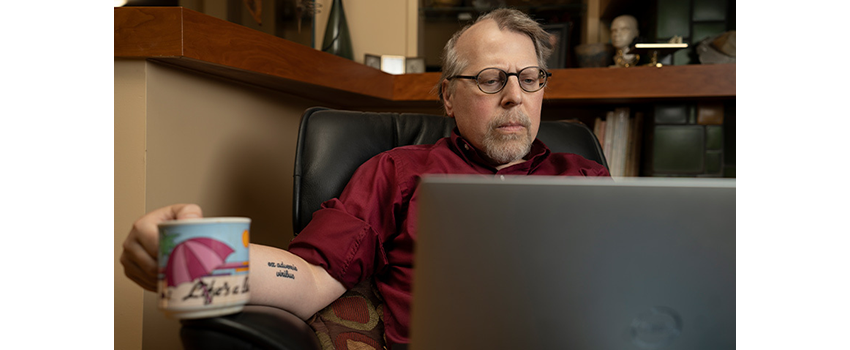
[268,261,297,279]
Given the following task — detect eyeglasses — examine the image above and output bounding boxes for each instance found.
[448,66,552,94]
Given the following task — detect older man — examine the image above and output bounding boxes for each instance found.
[121,8,609,349]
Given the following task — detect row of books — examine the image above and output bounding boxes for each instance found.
[593,107,643,177]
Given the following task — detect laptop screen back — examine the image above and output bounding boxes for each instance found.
[411,176,735,350]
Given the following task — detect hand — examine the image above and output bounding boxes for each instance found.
[120,204,203,292]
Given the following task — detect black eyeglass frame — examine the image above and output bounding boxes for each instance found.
[448,66,553,94]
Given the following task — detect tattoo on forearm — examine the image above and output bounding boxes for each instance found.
[267,261,298,279]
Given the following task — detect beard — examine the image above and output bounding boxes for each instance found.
[480,110,533,165]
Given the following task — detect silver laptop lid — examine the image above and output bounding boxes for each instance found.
[411,176,735,350]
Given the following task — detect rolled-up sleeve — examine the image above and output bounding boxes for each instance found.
[288,153,405,289]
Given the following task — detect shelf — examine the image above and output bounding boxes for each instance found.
[394,64,734,104]
[114,6,394,107]
[115,7,735,109]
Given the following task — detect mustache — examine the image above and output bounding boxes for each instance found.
[488,110,531,130]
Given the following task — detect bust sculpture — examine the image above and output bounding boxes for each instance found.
[611,15,639,67]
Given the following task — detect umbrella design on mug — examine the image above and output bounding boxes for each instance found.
[165,237,234,288]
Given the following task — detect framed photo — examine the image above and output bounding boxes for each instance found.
[405,57,426,73]
[364,54,381,70]
[380,55,406,75]
[542,23,569,69]
[364,54,425,74]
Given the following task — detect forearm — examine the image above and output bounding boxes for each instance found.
[247,243,346,320]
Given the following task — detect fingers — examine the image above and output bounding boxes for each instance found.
[135,204,204,258]
[171,203,204,221]
[121,203,204,291]
[121,250,157,292]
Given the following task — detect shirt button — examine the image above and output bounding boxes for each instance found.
[464,144,470,150]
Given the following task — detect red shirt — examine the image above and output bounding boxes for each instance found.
[288,129,609,347]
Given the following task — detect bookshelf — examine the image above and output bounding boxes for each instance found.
[115,6,735,177]
[114,7,734,109]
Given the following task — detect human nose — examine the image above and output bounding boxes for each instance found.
[500,75,523,108]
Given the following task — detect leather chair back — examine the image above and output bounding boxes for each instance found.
[293,106,608,234]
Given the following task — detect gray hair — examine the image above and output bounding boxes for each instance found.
[437,8,553,104]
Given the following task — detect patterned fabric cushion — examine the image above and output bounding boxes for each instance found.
[308,279,386,350]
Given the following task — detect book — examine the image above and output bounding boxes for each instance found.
[603,111,615,164]
[593,116,605,148]
[625,112,644,177]
[594,107,642,177]
[613,108,629,177]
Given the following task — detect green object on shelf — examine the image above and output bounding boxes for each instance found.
[705,150,723,175]
[652,125,704,174]
[706,125,723,150]
[322,0,353,60]
[654,104,689,124]
[656,0,691,39]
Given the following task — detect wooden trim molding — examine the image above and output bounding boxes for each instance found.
[115,7,735,108]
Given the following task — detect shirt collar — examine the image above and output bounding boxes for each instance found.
[449,128,551,174]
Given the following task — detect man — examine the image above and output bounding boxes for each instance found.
[610,14,639,67]
[121,8,609,348]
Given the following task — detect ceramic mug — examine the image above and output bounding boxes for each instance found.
[157,217,251,319]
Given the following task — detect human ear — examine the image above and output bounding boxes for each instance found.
[442,79,455,118]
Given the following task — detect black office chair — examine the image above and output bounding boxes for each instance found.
[180,107,608,350]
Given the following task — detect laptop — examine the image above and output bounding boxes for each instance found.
[410,176,735,350]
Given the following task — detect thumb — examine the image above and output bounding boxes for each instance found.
[172,203,203,220]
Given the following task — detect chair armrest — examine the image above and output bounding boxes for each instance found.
[180,305,321,350]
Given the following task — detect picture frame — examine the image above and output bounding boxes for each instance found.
[364,54,426,74]
[405,57,426,73]
[542,23,569,69]
[364,54,381,70]
[380,55,406,75]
